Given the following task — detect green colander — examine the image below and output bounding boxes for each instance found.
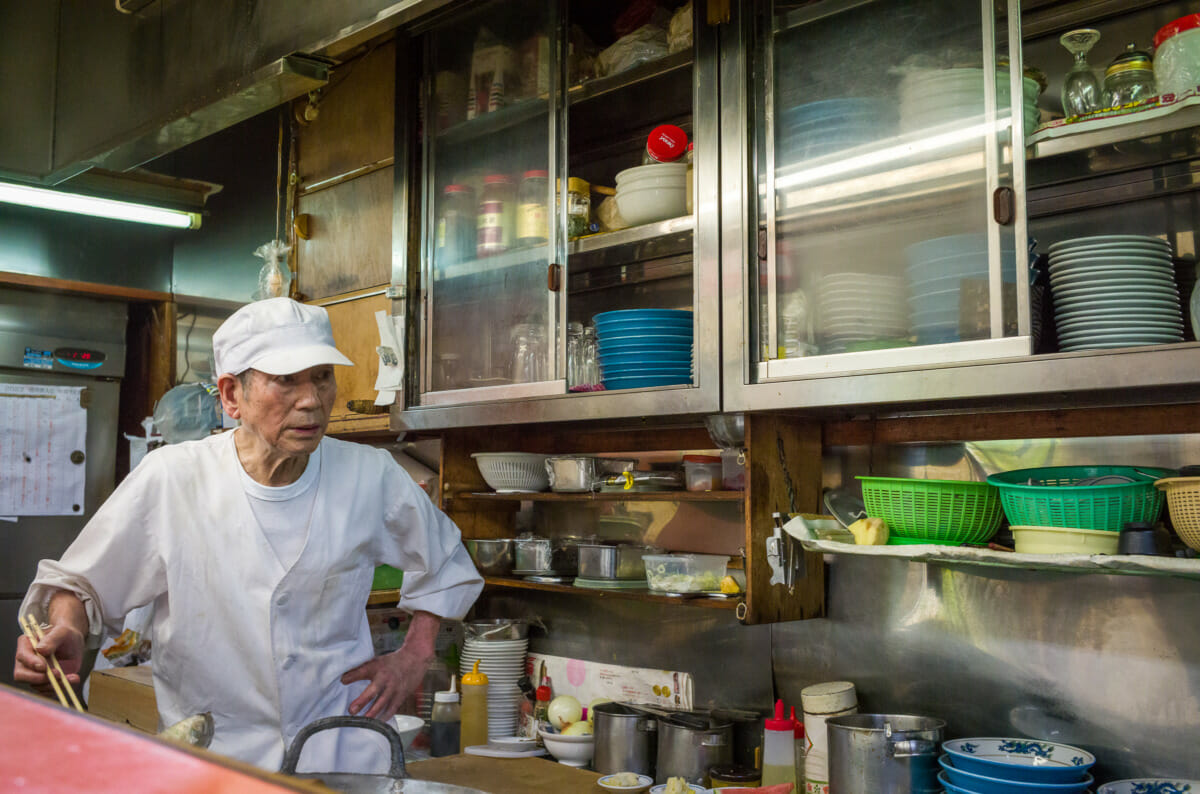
[857,476,1003,545]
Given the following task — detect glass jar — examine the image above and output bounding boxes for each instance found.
[435,184,476,267]
[477,174,516,257]
[516,169,549,247]
[583,325,599,388]
[1103,43,1156,108]
[566,177,591,239]
[642,123,688,163]
[566,321,584,390]
[1155,14,1200,99]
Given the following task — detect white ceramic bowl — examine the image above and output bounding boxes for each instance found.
[538,728,594,767]
[649,783,708,794]
[1010,525,1120,555]
[615,163,688,187]
[616,185,687,226]
[1098,779,1200,794]
[598,773,654,792]
[390,714,423,752]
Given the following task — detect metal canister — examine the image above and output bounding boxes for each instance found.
[826,714,945,794]
[593,702,657,777]
[655,712,733,786]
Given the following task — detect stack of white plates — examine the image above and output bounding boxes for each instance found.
[1049,234,1183,351]
[899,68,1039,137]
[816,273,909,353]
[460,637,529,739]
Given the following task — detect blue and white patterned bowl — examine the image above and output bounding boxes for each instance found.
[943,738,1096,783]
[939,755,1093,793]
[1097,780,1200,794]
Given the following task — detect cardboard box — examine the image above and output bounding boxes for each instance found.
[88,665,158,733]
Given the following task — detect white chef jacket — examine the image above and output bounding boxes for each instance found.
[22,431,483,773]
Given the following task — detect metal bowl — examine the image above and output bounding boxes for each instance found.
[464,538,515,576]
[464,618,530,640]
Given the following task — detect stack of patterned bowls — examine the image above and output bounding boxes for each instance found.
[1048,235,1183,351]
[777,98,892,164]
[904,233,1017,345]
[899,68,1040,138]
[1098,780,1200,793]
[939,738,1096,794]
[594,309,693,390]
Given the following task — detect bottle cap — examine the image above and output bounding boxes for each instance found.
[444,184,473,194]
[462,659,489,686]
[435,690,460,703]
[536,685,552,702]
[483,174,512,184]
[567,176,590,193]
[764,698,794,732]
[523,169,549,179]
[645,124,688,162]
[801,681,857,714]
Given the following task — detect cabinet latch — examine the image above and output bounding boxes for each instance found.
[992,186,1016,225]
[547,263,563,292]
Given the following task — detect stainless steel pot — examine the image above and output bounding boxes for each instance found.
[463,538,514,576]
[655,711,732,786]
[827,713,945,794]
[545,456,598,492]
[513,536,587,574]
[577,543,657,580]
[593,702,658,776]
[281,716,487,794]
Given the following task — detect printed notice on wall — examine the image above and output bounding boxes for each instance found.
[0,383,87,516]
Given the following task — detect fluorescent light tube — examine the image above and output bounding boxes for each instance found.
[0,182,202,229]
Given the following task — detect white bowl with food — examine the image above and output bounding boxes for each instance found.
[599,772,654,792]
[538,728,594,767]
[649,780,708,794]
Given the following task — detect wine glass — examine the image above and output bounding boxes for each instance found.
[1060,29,1102,117]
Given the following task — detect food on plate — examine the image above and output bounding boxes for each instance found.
[848,516,889,545]
[607,772,643,786]
[562,720,593,736]
[664,777,690,794]
[547,694,583,730]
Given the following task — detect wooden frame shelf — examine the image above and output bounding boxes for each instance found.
[483,577,739,610]
[452,490,746,503]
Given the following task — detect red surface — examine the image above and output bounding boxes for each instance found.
[0,686,300,793]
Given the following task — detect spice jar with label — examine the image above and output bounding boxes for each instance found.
[435,184,476,267]
[643,123,689,164]
[1103,43,1156,108]
[477,174,516,257]
[516,169,549,247]
[567,177,591,239]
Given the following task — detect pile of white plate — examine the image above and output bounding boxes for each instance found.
[460,636,529,739]
[816,273,909,353]
[899,68,1039,137]
[1048,234,1183,351]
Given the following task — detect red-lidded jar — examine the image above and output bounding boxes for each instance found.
[682,454,723,491]
[1154,14,1200,98]
[643,124,689,163]
[477,174,515,257]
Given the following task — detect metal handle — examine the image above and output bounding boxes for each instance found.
[280,716,407,778]
[890,738,937,758]
[638,718,659,733]
[698,733,729,747]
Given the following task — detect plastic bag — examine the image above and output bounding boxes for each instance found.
[668,1,693,54]
[595,24,668,78]
[254,240,292,300]
[595,195,629,232]
[153,383,222,444]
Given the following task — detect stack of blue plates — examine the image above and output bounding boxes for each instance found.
[594,309,693,390]
[777,98,893,164]
[1048,235,1183,351]
[904,233,1017,345]
[940,738,1096,794]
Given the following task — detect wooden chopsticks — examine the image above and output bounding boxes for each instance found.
[19,614,85,712]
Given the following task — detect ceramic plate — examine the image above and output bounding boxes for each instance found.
[1097,779,1200,793]
[1050,271,1177,287]
[1055,311,1182,326]
[1049,257,1173,272]
[1048,245,1172,260]
[1061,339,1181,351]
[1057,331,1182,345]
[1055,317,1182,333]
[942,738,1095,783]
[1052,290,1179,306]
[1049,234,1168,251]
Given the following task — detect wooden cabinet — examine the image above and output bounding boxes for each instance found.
[438,414,825,625]
[321,290,392,435]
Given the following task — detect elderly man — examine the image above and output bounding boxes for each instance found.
[14,297,483,772]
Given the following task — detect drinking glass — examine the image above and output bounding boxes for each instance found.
[1060,29,1102,116]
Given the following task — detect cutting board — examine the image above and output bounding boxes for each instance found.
[407,755,602,793]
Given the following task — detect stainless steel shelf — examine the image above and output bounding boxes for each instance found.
[568,50,693,106]
[1028,98,1200,160]
[436,99,547,147]
[570,215,694,255]
[432,245,547,283]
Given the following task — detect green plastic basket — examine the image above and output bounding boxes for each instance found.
[857,476,1003,545]
[372,565,404,590]
[986,465,1174,531]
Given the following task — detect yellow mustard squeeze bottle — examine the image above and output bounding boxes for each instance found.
[459,660,490,752]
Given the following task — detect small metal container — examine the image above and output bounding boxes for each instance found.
[464,538,514,575]
[464,618,530,640]
[578,543,658,580]
[513,536,584,574]
[545,456,637,492]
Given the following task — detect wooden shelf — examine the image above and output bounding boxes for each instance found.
[367,588,401,606]
[483,576,739,609]
[453,490,746,502]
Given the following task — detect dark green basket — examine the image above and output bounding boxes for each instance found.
[857,476,1003,545]
[986,465,1174,531]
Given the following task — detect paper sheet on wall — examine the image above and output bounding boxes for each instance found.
[0,384,87,516]
[526,652,694,711]
[374,309,405,406]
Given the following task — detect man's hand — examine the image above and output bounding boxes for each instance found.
[14,623,85,696]
[341,610,440,721]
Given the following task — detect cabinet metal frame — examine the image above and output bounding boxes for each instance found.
[392,2,722,431]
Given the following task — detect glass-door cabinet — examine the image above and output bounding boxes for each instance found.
[399,0,721,427]
[722,0,1032,409]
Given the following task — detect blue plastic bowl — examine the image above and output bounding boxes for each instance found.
[595,321,694,337]
[942,739,1095,784]
[602,374,692,390]
[596,343,693,357]
[938,756,1092,793]
[593,309,693,324]
[597,331,693,343]
[597,352,692,367]
[601,366,692,378]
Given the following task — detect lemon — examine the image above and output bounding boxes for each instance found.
[720,575,741,595]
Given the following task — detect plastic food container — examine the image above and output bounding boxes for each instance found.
[1010,525,1121,555]
[683,455,723,491]
[643,553,728,593]
[1155,13,1200,99]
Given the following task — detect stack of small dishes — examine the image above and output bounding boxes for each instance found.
[595,309,693,390]
[816,272,910,353]
[899,68,1040,138]
[1098,780,1200,793]
[460,635,529,740]
[1048,235,1183,351]
[940,738,1096,794]
[777,98,892,164]
[904,233,1017,344]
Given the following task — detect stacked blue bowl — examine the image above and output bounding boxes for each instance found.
[778,98,893,164]
[940,738,1096,794]
[903,233,1017,345]
[594,309,693,390]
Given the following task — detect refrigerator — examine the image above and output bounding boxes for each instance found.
[0,290,126,686]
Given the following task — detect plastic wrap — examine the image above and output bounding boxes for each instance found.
[595,24,668,78]
[254,240,292,300]
[668,1,693,54]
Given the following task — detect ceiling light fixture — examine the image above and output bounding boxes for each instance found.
[0,181,202,229]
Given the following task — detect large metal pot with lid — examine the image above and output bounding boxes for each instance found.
[827,713,946,794]
[593,702,658,777]
[280,716,488,794]
[655,711,733,786]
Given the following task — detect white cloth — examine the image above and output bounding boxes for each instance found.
[237,442,322,570]
[22,431,482,773]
